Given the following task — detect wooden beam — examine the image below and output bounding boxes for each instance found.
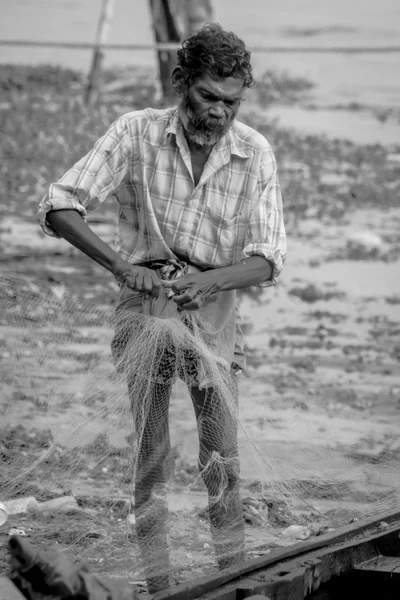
[354,555,400,577]
[202,525,400,599]
[146,510,400,600]
[148,0,186,102]
[0,577,26,600]
[148,0,215,102]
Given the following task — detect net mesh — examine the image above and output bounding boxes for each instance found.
[1,275,399,591]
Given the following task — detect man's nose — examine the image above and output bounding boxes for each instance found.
[208,103,225,119]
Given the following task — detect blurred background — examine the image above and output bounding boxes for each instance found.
[2,0,400,142]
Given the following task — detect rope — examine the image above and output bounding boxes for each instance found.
[1,39,400,53]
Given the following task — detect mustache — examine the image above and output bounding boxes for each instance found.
[190,114,227,132]
[178,92,234,146]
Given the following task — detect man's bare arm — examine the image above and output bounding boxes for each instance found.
[167,256,272,310]
[212,256,273,291]
[46,209,162,296]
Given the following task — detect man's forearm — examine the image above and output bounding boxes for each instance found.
[215,256,273,291]
[46,209,122,274]
[47,209,163,296]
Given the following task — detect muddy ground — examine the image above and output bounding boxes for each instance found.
[0,65,400,588]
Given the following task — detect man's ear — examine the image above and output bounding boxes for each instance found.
[171,66,185,96]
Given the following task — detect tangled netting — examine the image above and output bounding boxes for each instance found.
[1,276,399,591]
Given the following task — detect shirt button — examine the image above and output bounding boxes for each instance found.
[178,235,185,242]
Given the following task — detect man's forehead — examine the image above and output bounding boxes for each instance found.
[193,75,244,98]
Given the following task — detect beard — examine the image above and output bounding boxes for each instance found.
[178,92,235,147]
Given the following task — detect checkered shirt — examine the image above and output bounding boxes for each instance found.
[37,107,286,286]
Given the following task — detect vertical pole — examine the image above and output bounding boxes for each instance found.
[148,0,187,103]
[85,0,116,105]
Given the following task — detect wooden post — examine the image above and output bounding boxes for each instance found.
[148,0,214,102]
[148,0,187,103]
[85,0,116,105]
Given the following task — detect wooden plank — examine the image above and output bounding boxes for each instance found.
[202,523,400,600]
[148,510,400,600]
[236,570,305,600]
[242,538,379,599]
[148,0,186,101]
[354,555,400,575]
[0,577,26,600]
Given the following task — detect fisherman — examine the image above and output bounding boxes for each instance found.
[37,23,286,592]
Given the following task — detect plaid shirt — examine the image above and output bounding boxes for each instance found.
[38,108,286,286]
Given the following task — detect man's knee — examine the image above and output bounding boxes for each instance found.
[199,448,240,492]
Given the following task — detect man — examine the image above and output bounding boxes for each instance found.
[37,24,286,592]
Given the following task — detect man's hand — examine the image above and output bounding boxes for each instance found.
[166,270,220,310]
[113,261,163,297]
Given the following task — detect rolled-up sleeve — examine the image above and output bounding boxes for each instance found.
[242,157,287,287]
[37,116,131,237]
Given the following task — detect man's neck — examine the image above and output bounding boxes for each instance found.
[187,138,214,157]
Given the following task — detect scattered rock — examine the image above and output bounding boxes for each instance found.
[289,283,345,303]
[291,357,316,372]
[35,496,80,514]
[346,231,383,259]
[281,525,311,540]
[8,528,27,536]
[242,496,269,526]
[386,152,400,164]
[281,523,330,540]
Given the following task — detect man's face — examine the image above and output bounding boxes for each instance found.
[178,74,244,147]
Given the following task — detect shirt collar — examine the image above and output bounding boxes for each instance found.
[165,109,180,139]
[165,110,250,159]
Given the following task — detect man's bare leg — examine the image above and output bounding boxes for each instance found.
[111,307,178,592]
[129,377,173,593]
[189,381,245,569]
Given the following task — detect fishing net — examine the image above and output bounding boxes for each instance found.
[1,274,399,592]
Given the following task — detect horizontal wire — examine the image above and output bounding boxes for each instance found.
[1,40,400,53]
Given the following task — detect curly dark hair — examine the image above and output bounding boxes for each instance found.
[176,23,255,88]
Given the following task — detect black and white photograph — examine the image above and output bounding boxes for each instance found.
[1,1,399,599]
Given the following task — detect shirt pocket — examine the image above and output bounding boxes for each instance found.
[204,206,246,250]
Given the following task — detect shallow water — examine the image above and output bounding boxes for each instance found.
[259,106,400,145]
